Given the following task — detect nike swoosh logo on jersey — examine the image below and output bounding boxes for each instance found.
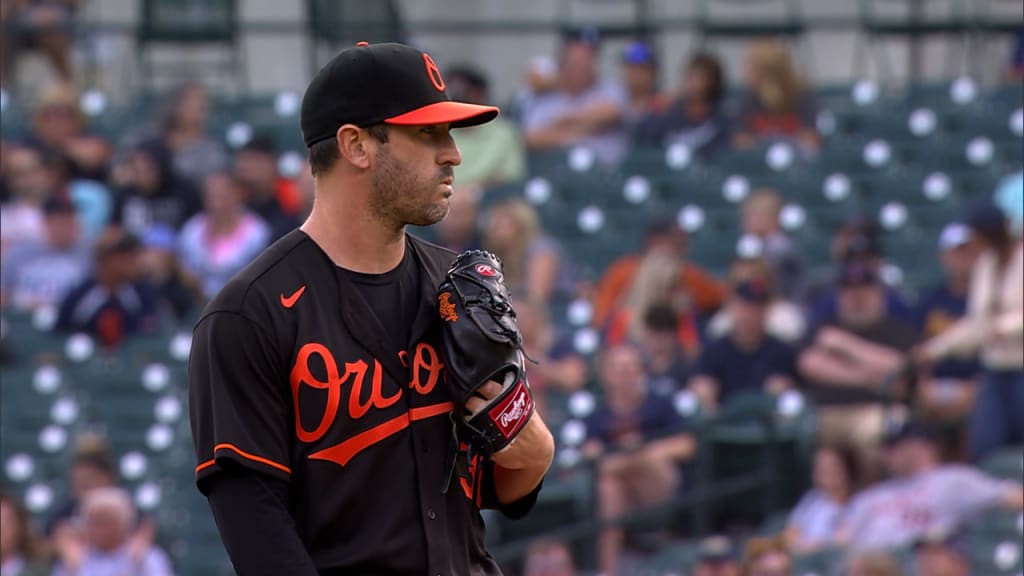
[280,285,306,308]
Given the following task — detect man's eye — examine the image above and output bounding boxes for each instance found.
[421,127,435,135]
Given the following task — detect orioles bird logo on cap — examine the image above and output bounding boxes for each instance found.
[423,54,446,92]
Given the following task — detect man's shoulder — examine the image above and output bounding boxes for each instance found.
[408,233,457,274]
[199,230,321,321]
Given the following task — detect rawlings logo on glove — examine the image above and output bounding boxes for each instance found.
[436,250,535,458]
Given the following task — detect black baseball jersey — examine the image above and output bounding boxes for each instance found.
[189,230,539,575]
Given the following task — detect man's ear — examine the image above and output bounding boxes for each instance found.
[336,124,371,169]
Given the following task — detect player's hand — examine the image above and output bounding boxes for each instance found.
[466,380,553,470]
[463,380,503,417]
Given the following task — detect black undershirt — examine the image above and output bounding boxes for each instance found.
[335,246,421,351]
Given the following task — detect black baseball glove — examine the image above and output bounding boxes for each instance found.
[436,250,535,458]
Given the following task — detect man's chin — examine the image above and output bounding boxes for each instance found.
[405,205,450,228]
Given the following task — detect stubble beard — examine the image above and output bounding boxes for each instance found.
[369,147,450,230]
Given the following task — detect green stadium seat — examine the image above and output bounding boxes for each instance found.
[981,446,1024,483]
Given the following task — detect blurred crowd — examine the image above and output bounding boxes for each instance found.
[1,8,1023,576]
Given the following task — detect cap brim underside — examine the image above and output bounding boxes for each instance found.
[384,101,499,128]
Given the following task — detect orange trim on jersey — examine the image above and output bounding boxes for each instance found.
[210,443,292,475]
[308,401,453,467]
[195,459,216,474]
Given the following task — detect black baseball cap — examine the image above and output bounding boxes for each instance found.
[300,42,499,148]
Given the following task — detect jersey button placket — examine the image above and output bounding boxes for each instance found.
[426,507,436,520]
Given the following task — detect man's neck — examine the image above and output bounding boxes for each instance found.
[301,185,405,274]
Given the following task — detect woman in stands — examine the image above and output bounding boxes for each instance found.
[481,197,572,304]
[918,202,1024,463]
[0,489,51,576]
[785,444,859,554]
[733,39,821,154]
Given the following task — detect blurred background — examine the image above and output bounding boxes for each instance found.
[0,1,1022,575]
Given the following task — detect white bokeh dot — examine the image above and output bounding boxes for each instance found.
[568,390,596,418]
[665,143,692,170]
[277,151,304,178]
[5,453,35,482]
[577,206,605,234]
[25,484,53,513]
[557,447,582,469]
[922,172,952,201]
[994,541,1021,570]
[863,139,892,168]
[736,234,764,259]
[154,395,183,423]
[573,328,599,355]
[1011,108,1024,137]
[880,263,905,287]
[524,177,552,205]
[79,90,108,117]
[879,203,908,230]
[966,137,995,167]
[623,176,651,204]
[568,147,595,172]
[65,333,94,363]
[560,420,586,447]
[33,306,58,332]
[766,142,795,171]
[824,173,852,202]
[566,299,593,327]
[950,76,978,105]
[852,80,880,106]
[722,175,750,203]
[50,397,79,426]
[777,390,805,418]
[38,426,67,454]
[780,204,806,231]
[169,332,192,362]
[678,205,705,233]
[142,363,171,392]
[33,365,61,395]
[816,110,837,136]
[146,424,174,452]
[673,390,699,417]
[908,108,937,137]
[120,451,148,481]
[226,122,253,149]
[274,91,300,117]
[135,481,162,511]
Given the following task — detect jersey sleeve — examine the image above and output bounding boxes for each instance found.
[479,460,543,520]
[190,310,293,489]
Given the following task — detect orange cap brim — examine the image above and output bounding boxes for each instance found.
[384,101,499,128]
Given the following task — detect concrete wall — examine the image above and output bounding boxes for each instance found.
[59,0,1022,103]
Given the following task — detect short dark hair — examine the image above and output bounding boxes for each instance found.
[308,123,389,178]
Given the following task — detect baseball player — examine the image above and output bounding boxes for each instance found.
[188,41,555,575]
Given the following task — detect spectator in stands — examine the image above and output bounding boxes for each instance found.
[799,261,917,479]
[912,528,970,576]
[708,256,806,344]
[914,223,981,439]
[693,535,740,576]
[917,202,1024,462]
[156,82,228,186]
[178,171,270,300]
[741,534,791,576]
[52,487,173,576]
[786,444,859,554]
[512,55,558,121]
[594,217,726,329]
[619,40,667,134]
[522,538,575,576]
[45,436,117,537]
[445,66,526,188]
[634,52,729,158]
[638,304,692,396]
[520,29,628,165]
[111,138,201,237]
[0,488,50,576]
[844,551,903,576]
[689,278,798,410]
[0,0,77,85]
[0,145,51,254]
[803,216,913,325]
[835,420,1023,551]
[55,227,160,347]
[436,185,482,253]
[733,39,820,154]
[603,251,702,365]
[740,188,802,299]
[513,297,586,422]
[0,195,89,312]
[582,344,695,576]
[481,198,571,303]
[233,135,302,242]
[139,224,204,322]
[24,82,110,181]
